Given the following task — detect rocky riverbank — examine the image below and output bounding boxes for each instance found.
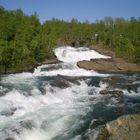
[0,57,59,74]
[85,113,140,140]
[77,45,140,73]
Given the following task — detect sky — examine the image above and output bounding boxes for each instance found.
[0,0,140,23]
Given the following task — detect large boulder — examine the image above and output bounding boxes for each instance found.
[85,113,140,140]
[77,58,140,73]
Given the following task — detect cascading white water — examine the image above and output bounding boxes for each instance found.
[33,46,110,77]
[54,46,110,63]
[0,46,139,140]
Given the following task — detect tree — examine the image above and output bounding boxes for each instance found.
[104,16,114,26]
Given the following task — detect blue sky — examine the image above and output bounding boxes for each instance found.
[0,0,140,23]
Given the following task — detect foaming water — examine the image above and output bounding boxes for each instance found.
[55,46,110,63]
[33,63,109,77]
[33,46,110,77]
[0,46,139,140]
[0,79,103,140]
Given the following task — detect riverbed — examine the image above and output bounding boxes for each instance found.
[0,46,140,140]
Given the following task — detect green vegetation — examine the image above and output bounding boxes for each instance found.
[0,7,140,73]
[0,7,56,73]
[45,17,140,63]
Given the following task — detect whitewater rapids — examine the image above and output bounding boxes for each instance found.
[33,46,110,77]
[0,46,139,140]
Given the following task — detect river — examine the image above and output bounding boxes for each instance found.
[0,46,140,140]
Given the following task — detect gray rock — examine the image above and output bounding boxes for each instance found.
[0,110,14,116]
[106,113,140,140]
[6,138,14,140]
[99,90,123,97]
[20,120,35,129]
[86,113,140,140]
[51,79,70,88]
[89,119,106,129]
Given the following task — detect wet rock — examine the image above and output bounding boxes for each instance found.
[89,119,106,129]
[99,90,123,97]
[51,79,70,88]
[0,91,6,97]
[102,76,124,83]
[0,87,9,97]
[102,76,125,89]
[57,75,82,85]
[35,58,59,67]
[83,129,98,140]
[101,76,140,92]
[86,113,140,140]
[50,76,82,88]
[41,120,48,129]
[6,138,14,140]
[20,120,35,129]
[0,108,16,117]
[0,110,14,116]
[96,127,109,140]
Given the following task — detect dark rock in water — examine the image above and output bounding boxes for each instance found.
[89,119,106,129]
[41,120,48,129]
[0,87,9,97]
[0,110,14,116]
[57,75,82,85]
[99,90,123,97]
[20,120,35,129]
[102,76,125,89]
[6,138,14,140]
[102,76,140,92]
[86,113,140,140]
[0,91,6,97]
[50,75,82,88]
[51,79,70,88]
[0,108,16,116]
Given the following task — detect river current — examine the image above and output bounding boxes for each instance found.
[0,46,140,140]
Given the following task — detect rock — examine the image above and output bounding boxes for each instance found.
[89,119,106,129]
[102,76,125,85]
[50,75,82,88]
[86,113,140,140]
[41,120,48,129]
[0,110,14,116]
[0,87,9,97]
[36,58,59,67]
[99,90,123,97]
[85,133,95,140]
[84,127,109,140]
[102,76,140,92]
[0,108,16,116]
[0,91,6,97]
[96,127,109,140]
[50,79,70,88]
[6,138,14,140]
[106,113,140,140]
[77,58,140,73]
[20,120,35,129]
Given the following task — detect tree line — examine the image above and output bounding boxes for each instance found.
[0,6,56,73]
[0,6,139,73]
[45,17,140,63]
